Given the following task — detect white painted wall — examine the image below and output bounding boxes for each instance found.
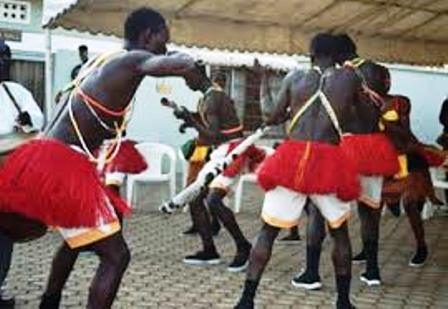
[126,76,203,149]
[388,66,448,144]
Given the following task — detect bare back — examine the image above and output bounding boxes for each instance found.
[287,67,360,144]
[197,89,243,145]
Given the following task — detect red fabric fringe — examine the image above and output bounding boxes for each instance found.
[222,141,266,177]
[0,139,131,228]
[417,146,445,167]
[340,133,399,176]
[102,140,148,174]
[257,140,360,201]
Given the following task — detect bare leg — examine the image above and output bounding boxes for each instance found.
[357,202,382,282]
[404,199,428,266]
[87,232,130,309]
[235,223,280,309]
[207,189,251,253]
[328,222,353,309]
[292,202,326,289]
[0,232,13,288]
[41,232,130,309]
[190,194,217,254]
[39,243,80,309]
[183,194,220,264]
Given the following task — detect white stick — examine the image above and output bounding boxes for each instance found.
[159,126,269,214]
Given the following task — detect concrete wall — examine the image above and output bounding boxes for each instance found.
[388,66,448,144]
[127,76,202,147]
[0,0,43,33]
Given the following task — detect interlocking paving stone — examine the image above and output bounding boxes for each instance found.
[4,182,448,308]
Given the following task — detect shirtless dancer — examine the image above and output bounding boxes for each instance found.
[235,33,362,309]
[292,34,399,289]
[173,64,263,272]
[380,93,443,267]
[0,7,198,308]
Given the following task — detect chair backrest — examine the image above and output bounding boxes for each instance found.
[135,142,176,176]
[178,148,188,188]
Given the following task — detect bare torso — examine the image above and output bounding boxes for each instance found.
[46,51,148,151]
[196,89,242,145]
[46,50,194,151]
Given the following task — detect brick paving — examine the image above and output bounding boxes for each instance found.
[5,182,448,308]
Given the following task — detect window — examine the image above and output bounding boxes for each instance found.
[10,59,45,110]
[210,64,287,137]
[0,0,31,24]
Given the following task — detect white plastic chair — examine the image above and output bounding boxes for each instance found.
[178,148,188,189]
[234,146,275,213]
[126,142,176,207]
[422,167,448,219]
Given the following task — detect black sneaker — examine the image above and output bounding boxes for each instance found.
[234,298,254,309]
[183,251,221,266]
[409,247,428,267]
[291,271,322,290]
[352,251,366,265]
[0,291,15,308]
[360,271,381,286]
[182,225,198,236]
[228,245,252,273]
[277,233,301,244]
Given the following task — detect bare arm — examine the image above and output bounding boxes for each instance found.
[260,72,275,115]
[383,96,421,152]
[439,99,448,127]
[136,52,196,77]
[187,94,227,145]
[264,71,295,126]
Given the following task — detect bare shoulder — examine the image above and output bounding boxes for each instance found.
[285,69,305,83]
[120,50,155,64]
[393,94,411,112]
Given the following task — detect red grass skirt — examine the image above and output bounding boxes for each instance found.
[102,140,147,174]
[0,139,131,228]
[416,146,445,167]
[257,140,360,201]
[340,133,399,176]
[222,141,266,177]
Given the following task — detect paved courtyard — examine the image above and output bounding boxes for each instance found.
[6,183,448,308]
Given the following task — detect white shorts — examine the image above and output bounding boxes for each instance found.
[359,176,383,208]
[59,220,121,249]
[261,186,352,229]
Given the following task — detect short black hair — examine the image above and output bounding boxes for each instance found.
[334,34,357,56]
[124,7,166,43]
[0,40,11,57]
[213,71,227,84]
[309,33,335,58]
[195,60,207,77]
[78,45,88,52]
